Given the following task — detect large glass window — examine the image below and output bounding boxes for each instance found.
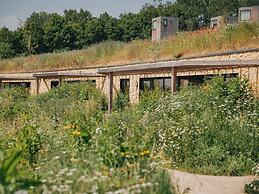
[240,10,251,21]
[51,80,96,88]
[177,73,238,88]
[140,77,171,92]
[120,79,130,95]
[51,81,59,88]
[3,82,31,89]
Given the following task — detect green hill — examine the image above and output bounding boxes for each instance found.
[0,22,259,73]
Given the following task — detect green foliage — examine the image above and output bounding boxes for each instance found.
[0,149,40,193]
[245,180,259,194]
[148,77,258,175]
[0,77,258,193]
[113,92,129,111]
[0,87,29,121]
[18,124,44,166]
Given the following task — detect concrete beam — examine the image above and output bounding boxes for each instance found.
[98,60,259,74]
[33,72,104,79]
[0,75,35,80]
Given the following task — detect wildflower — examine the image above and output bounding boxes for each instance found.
[96,127,101,134]
[140,150,150,157]
[72,130,81,137]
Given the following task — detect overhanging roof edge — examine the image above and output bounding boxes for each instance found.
[98,60,259,74]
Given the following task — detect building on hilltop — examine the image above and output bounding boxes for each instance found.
[239,6,259,22]
[210,15,237,28]
[210,6,259,28]
[152,16,179,42]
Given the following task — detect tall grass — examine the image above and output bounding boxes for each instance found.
[0,77,258,193]
[0,22,258,72]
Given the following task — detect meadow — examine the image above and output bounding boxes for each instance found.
[0,77,258,193]
[0,22,259,73]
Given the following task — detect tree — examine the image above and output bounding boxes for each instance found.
[98,12,121,41]
[22,12,50,54]
[83,18,106,45]
[60,23,79,50]
[43,13,65,52]
[0,42,15,59]
[64,9,92,24]
[137,4,160,39]
[119,13,140,41]
[0,27,16,59]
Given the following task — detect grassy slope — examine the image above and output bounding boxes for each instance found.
[0,22,259,73]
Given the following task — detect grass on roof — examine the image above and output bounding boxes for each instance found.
[0,22,259,73]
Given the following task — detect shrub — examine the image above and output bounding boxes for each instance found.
[148,77,258,175]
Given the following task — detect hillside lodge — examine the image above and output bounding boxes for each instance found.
[1,7,259,113]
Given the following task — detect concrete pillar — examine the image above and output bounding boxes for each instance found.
[108,73,113,114]
[171,67,177,93]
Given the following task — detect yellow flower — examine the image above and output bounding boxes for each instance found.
[140,150,150,157]
[72,130,81,137]
[64,124,77,130]
[64,124,71,130]
[144,150,150,155]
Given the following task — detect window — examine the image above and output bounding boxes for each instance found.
[4,82,31,89]
[178,75,206,89]
[163,19,168,26]
[120,79,130,95]
[153,20,157,30]
[240,10,251,21]
[177,73,238,88]
[51,81,59,88]
[51,80,96,88]
[140,77,171,92]
[211,19,218,28]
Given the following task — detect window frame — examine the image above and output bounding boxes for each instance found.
[240,9,252,21]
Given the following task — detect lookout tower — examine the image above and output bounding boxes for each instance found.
[152,16,179,42]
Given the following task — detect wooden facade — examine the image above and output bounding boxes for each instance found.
[0,49,259,112]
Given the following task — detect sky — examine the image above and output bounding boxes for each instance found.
[0,0,155,30]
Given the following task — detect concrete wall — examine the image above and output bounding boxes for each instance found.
[152,16,179,42]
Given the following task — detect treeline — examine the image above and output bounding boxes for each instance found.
[0,0,257,59]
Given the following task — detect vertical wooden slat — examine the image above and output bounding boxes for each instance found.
[0,79,2,92]
[59,76,62,86]
[36,78,40,95]
[108,73,113,114]
[171,67,177,93]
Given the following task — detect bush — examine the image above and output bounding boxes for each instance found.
[147,77,259,175]
[0,76,258,193]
